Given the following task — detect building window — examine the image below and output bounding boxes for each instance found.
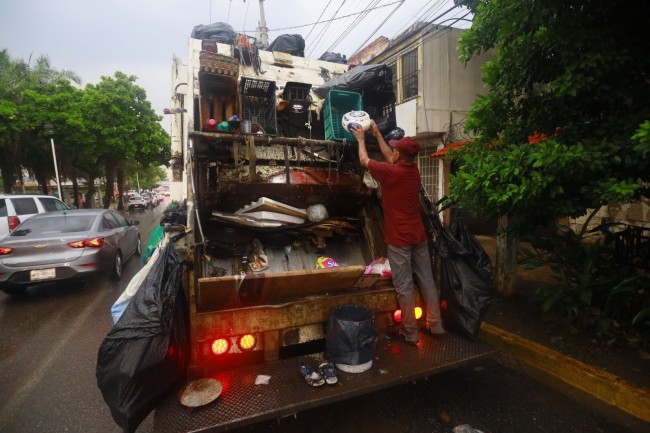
[389,62,398,99]
[418,151,442,205]
[401,49,418,101]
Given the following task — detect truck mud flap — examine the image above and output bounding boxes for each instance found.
[153,332,496,432]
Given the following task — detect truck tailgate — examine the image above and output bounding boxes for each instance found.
[154,332,496,432]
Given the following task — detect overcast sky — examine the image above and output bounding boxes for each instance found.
[0,0,470,132]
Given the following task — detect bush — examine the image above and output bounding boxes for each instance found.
[519,211,650,346]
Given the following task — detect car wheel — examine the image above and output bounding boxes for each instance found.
[2,286,27,296]
[112,251,123,280]
[135,236,142,256]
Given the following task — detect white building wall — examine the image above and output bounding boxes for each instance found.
[419,28,491,137]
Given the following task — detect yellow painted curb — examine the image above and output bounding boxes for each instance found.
[480,322,650,423]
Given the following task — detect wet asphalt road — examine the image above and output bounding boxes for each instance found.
[0,201,165,433]
[0,199,647,433]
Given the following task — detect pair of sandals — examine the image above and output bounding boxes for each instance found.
[299,362,338,387]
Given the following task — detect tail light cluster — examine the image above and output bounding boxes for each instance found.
[209,333,258,356]
[0,246,13,256]
[392,306,423,323]
[68,237,105,248]
[8,216,20,232]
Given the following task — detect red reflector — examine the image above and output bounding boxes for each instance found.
[237,334,256,351]
[68,237,105,248]
[0,246,13,255]
[8,216,20,232]
[211,338,230,355]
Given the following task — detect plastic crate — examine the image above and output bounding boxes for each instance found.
[323,90,362,141]
[362,90,396,135]
[239,77,278,134]
[282,82,312,101]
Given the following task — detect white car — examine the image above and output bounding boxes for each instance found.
[127,195,147,213]
[0,194,70,239]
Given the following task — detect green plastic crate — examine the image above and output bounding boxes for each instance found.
[323,90,362,141]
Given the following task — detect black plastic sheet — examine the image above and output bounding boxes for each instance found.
[266,34,305,57]
[436,209,494,340]
[325,305,378,366]
[191,22,237,43]
[96,245,190,433]
[313,64,393,98]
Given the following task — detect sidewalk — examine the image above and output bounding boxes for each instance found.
[476,235,650,424]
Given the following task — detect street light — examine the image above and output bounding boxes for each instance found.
[43,123,62,200]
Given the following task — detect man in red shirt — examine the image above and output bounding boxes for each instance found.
[351,122,445,345]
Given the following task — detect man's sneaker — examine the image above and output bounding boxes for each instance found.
[387,329,420,346]
[425,323,446,336]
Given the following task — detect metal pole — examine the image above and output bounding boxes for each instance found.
[136,172,140,193]
[50,137,62,200]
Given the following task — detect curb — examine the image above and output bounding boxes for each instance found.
[480,322,650,423]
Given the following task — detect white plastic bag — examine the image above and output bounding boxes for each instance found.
[110,243,163,324]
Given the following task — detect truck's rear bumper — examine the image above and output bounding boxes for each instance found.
[154,331,497,432]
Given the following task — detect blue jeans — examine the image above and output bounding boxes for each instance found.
[388,242,444,342]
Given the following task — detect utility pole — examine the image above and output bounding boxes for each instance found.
[256,0,269,49]
[43,124,63,201]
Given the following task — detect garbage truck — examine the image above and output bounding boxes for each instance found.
[150,26,496,432]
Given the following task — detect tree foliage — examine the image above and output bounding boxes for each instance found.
[0,50,170,204]
[82,72,170,208]
[450,0,650,225]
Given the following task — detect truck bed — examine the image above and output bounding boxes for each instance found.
[153,331,496,432]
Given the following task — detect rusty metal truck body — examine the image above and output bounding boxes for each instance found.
[155,35,494,432]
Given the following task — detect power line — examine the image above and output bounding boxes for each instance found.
[348,0,405,59]
[324,0,381,55]
[307,0,348,58]
[264,0,404,32]
[305,0,334,42]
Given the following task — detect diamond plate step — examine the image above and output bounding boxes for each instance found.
[154,332,497,432]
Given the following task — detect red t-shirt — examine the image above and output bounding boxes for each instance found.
[368,159,426,247]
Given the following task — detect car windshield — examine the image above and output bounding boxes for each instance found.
[11,214,96,237]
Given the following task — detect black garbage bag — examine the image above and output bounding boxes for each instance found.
[160,202,187,226]
[319,52,347,64]
[96,245,190,433]
[325,304,378,366]
[266,34,305,57]
[313,64,393,98]
[191,22,237,43]
[436,209,494,340]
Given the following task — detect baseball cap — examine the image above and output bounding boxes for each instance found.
[394,137,419,155]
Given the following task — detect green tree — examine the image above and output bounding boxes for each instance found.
[450,0,650,294]
[0,49,80,193]
[20,81,89,201]
[81,72,170,209]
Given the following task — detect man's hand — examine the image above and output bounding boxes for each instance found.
[369,120,381,138]
[350,124,366,142]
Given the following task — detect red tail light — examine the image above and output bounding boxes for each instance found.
[8,216,20,232]
[393,307,424,323]
[0,246,13,255]
[68,237,105,248]
[211,338,230,355]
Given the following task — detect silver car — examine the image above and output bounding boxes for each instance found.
[0,209,141,295]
